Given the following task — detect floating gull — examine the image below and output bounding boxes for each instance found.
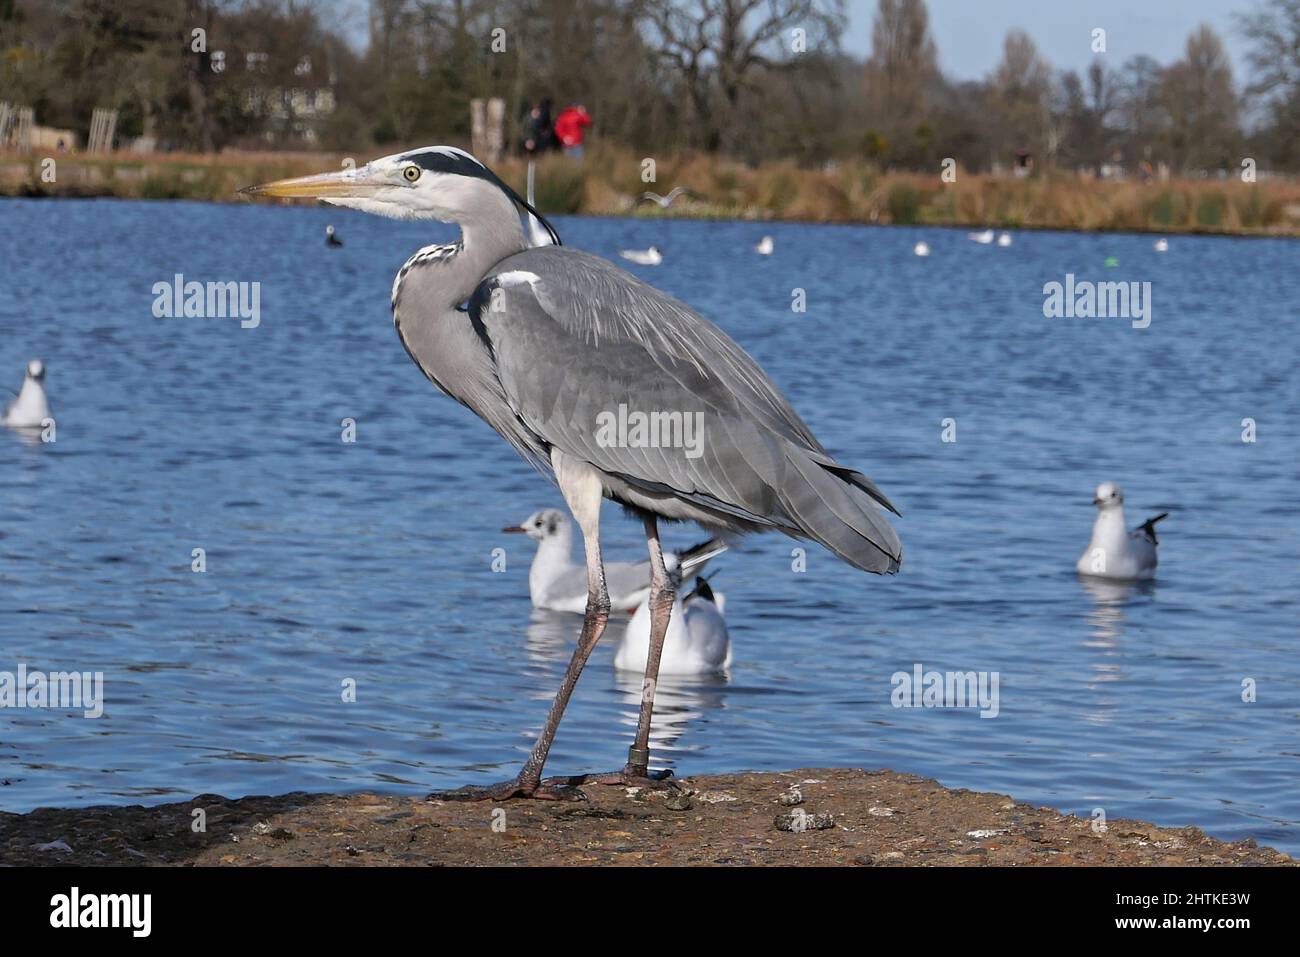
[755,235,774,256]
[1154,238,1169,252]
[615,575,731,676]
[913,241,930,257]
[3,359,51,429]
[620,245,662,265]
[968,229,995,244]
[996,232,1012,247]
[1076,482,1168,581]
[506,508,725,614]
[325,224,343,247]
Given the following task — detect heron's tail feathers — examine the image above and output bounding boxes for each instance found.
[779,449,902,575]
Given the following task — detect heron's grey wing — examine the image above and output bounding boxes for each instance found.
[472,250,901,574]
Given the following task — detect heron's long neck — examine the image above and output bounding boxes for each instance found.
[437,215,527,309]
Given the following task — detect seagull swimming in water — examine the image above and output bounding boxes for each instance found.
[3,359,51,430]
[1154,238,1169,252]
[325,225,343,247]
[968,229,995,245]
[913,241,930,257]
[755,235,774,256]
[619,245,662,266]
[996,232,1012,247]
[1076,482,1168,581]
[506,509,725,614]
[616,575,730,676]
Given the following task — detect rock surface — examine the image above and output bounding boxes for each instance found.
[1,768,1291,867]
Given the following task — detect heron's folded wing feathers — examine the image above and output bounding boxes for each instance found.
[473,249,901,573]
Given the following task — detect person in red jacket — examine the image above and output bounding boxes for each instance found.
[553,104,593,159]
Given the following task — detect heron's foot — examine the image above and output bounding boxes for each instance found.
[428,775,587,802]
[543,765,677,791]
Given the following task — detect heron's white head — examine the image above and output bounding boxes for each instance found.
[26,359,44,381]
[503,508,569,543]
[1092,482,1123,509]
[244,146,560,243]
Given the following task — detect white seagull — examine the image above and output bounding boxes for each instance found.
[639,187,695,209]
[506,509,725,614]
[755,235,774,256]
[1076,482,1168,581]
[3,359,51,429]
[968,229,995,244]
[1154,238,1169,252]
[619,245,662,266]
[615,575,731,676]
[996,232,1012,247]
[913,241,930,257]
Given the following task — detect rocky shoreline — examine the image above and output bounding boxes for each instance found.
[1,768,1291,867]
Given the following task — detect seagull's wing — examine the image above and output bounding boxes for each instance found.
[472,248,901,574]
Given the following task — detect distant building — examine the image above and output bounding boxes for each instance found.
[242,87,336,144]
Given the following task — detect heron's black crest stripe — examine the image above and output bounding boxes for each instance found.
[400,148,563,247]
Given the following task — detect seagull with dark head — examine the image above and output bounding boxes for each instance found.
[244,146,902,800]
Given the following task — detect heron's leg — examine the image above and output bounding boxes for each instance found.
[542,514,677,791]
[625,514,674,776]
[431,455,610,802]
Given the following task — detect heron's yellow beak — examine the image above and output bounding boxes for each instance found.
[240,168,383,199]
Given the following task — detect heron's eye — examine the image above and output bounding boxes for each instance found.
[403,165,421,183]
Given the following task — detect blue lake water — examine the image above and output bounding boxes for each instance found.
[1,197,1297,854]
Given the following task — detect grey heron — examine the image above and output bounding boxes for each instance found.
[245,145,901,801]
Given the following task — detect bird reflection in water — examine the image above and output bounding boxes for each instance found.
[611,666,729,770]
[1077,576,1156,727]
[524,609,729,770]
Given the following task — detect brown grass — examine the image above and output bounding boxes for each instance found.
[4,146,1298,236]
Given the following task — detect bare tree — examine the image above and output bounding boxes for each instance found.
[1160,24,1239,173]
[987,28,1053,168]
[643,0,845,152]
[1239,0,1300,167]
[861,0,937,166]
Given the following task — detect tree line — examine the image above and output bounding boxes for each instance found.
[1,0,1297,174]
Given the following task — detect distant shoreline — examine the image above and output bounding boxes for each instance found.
[0,768,1291,866]
[4,149,1299,238]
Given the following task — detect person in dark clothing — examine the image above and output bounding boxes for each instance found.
[521,98,555,155]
